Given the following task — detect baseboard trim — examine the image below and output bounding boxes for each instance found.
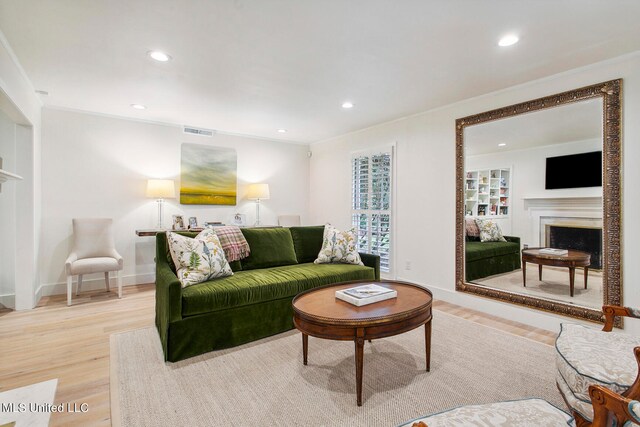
[34,284,43,307]
[40,273,155,297]
[0,293,15,309]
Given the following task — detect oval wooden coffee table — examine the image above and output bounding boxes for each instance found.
[521,248,591,297]
[292,280,433,406]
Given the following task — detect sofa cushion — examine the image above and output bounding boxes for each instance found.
[465,240,520,262]
[555,323,640,420]
[465,217,480,238]
[181,263,374,317]
[167,229,233,287]
[476,218,507,242]
[314,225,363,265]
[289,225,324,263]
[240,228,298,270]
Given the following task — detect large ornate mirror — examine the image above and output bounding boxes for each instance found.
[455,80,621,324]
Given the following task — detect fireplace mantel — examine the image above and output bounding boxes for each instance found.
[523,195,601,209]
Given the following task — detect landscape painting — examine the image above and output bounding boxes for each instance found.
[180,144,237,205]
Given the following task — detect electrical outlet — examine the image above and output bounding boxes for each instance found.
[405,261,411,270]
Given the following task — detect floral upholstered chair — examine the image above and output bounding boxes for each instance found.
[556,306,640,425]
[400,399,572,426]
[400,354,640,426]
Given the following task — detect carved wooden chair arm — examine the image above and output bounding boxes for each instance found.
[590,384,640,426]
[602,305,640,332]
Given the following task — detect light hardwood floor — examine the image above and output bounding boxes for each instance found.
[1,284,557,426]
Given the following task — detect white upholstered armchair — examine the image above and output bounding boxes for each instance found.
[65,218,123,306]
[401,349,640,426]
[402,383,640,426]
[556,306,640,425]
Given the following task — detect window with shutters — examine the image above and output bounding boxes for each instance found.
[351,148,393,273]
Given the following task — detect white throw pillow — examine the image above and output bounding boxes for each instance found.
[167,229,233,287]
[314,225,364,266]
[475,218,507,242]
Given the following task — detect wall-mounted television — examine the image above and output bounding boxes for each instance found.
[545,151,602,190]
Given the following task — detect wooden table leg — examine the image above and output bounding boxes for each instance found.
[522,261,527,287]
[538,264,543,281]
[355,328,365,406]
[584,267,589,289]
[569,267,575,297]
[425,320,432,372]
[302,333,308,366]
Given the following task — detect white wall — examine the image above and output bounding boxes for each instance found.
[39,108,310,294]
[0,30,41,310]
[467,138,602,244]
[310,53,640,334]
[0,109,16,307]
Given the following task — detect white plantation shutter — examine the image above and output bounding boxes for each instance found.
[351,148,393,273]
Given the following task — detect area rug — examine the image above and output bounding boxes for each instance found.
[474,264,603,309]
[110,311,564,426]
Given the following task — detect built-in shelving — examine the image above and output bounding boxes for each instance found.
[465,168,511,217]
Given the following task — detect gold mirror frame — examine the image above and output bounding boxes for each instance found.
[455,79,622,324]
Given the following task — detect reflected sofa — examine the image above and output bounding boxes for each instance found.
[155,226,380,362]
[465,236,521,281]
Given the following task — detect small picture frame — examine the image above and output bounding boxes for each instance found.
[188,217,198,229]
[232,213,246,226]
[172,215,185,230]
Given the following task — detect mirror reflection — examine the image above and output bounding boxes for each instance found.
[463,98,603,309]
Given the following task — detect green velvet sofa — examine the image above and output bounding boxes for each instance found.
[465,236,521,282]
[155,226,380,362]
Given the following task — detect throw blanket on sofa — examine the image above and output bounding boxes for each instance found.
[215,226,250,262]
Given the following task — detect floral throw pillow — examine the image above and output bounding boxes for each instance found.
[475,218,507,243]
[314,225,364,266]
[167,229,233,287]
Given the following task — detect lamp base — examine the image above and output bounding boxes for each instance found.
[156,198,165,229]
[254,199,261,226]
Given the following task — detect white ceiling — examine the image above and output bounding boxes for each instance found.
[1,0,639,143]
[465,98,603,156]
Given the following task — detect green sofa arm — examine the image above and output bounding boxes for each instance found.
[359,252,381,281]
[504,236,521,246]
[155,233,183,360]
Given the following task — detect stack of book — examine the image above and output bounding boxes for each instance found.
[539,248,569,256]
[335,284,397,306]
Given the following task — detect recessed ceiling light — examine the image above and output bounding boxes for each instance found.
[148,50,171,62]
[498,34,519,47]
[342,101,354,109]
[498,143,507,147]
[277,129,287,133]
[130,104,147,110]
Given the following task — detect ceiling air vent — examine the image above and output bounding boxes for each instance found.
[183,126,215,137]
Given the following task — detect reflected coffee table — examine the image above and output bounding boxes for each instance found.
[521,248,591,297]
[292,280,433,406]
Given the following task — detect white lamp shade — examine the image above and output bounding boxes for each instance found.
[247,183,270,200]
[146,179,176,199]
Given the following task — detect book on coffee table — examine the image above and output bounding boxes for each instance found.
[335,284,397,306]
[539,248,569,256]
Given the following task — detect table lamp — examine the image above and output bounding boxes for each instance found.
[247,183,270,226]
[146,179,176,229]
